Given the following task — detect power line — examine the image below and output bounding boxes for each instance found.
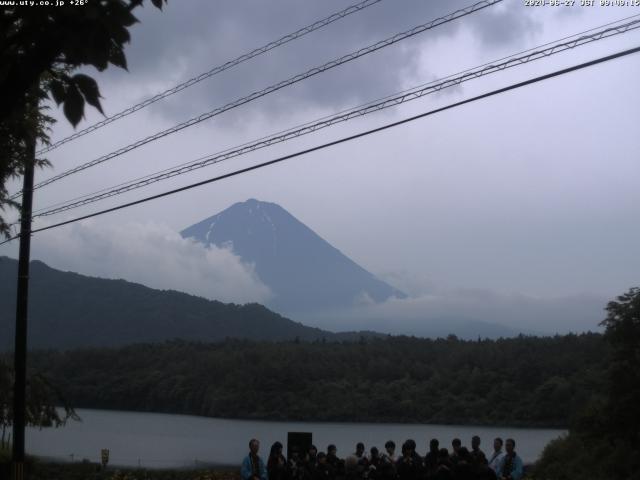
[2,45,638,247]
[36,0,385,155]
[28,13,640,217]
[13,0,501,199]
[29,16,640,219]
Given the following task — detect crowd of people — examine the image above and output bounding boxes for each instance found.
[240,436,524,480]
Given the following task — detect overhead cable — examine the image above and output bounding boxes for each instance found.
[31,13,640,216]
[2,44,637,247]
[30,17,640,218]
[36,0,385,155]
[14,0,501,198]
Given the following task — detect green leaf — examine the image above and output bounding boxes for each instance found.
[72,73,104,115]
[63,84,84,128]
[49,80,66,106]
[117,8,139,27]
[109,25,131,46]
[109,45,128,70]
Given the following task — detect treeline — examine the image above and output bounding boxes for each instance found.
[532,288,640,480]
[25,333,607,428]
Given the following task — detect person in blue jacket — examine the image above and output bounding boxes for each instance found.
[241,438,268,480]
[497,438,523,480]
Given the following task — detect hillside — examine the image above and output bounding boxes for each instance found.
[0,256,375,350]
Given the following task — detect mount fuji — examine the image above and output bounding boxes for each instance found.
[180,199,405,317]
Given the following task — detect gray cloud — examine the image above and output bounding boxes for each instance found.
[3,1,637,340]
[301,287,607,337]
[94,0,542,127]
[27,221,272,305]
[467,1,542,47]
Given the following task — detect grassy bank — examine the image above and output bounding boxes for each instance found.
[0,448,239,480]
[0,457,240,480]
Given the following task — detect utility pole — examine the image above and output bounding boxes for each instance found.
[12,90,37,480]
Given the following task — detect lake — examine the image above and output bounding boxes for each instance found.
[26,409,565,469]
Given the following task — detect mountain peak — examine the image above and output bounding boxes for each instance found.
[232,198,284,219]
[181,200,404,316]
[238,198,270,209]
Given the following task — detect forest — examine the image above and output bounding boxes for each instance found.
[19,332,607,428]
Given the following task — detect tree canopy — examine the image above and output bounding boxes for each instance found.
[23,333,607,428]
[533,287,640,480]
[0,0,166,237]
[600,287,640,446]
[0,360,78,449]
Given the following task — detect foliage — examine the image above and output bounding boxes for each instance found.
[22,333,607,428]
[0,360,79,449]
[0,0,166,237]
[599,287,640,444]
[533,287,640,480]
[531,428,639,480]
[0,0,166,124]
[0,79,53,238]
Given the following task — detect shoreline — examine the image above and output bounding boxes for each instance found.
[61,406,570,431]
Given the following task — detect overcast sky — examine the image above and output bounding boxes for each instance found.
[2,0,639,334]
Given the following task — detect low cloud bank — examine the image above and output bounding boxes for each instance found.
[298,288,607,338]
[1,220,608,338]
[29,220,272,305]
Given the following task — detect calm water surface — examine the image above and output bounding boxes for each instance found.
[26,409,565,469]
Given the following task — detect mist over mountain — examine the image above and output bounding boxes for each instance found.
[179,199,605,337]
[0,202,605,345]
[0,256,379,351]
[180,199,406,317]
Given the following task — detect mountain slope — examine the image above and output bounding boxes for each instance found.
[0,256,371,351]
[180,199,405,316]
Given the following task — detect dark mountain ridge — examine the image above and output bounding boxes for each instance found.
[0,256,380,351]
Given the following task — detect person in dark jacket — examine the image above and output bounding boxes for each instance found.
[304,445,319,480]
[268,441,288,480]
[452,447,474,480]
[379,443,398,480]
[288,447,307,480]
[368,447,383,480]
[424,439,439,478]
[433,449,454,480]
[396,440,423,480]
[327,444,345,479]
[313,452,333,480]
[309,445,318,462]
[450,439,462,466]
[470,436,488,467]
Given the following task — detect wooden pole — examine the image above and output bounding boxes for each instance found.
[11,95,36,480]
